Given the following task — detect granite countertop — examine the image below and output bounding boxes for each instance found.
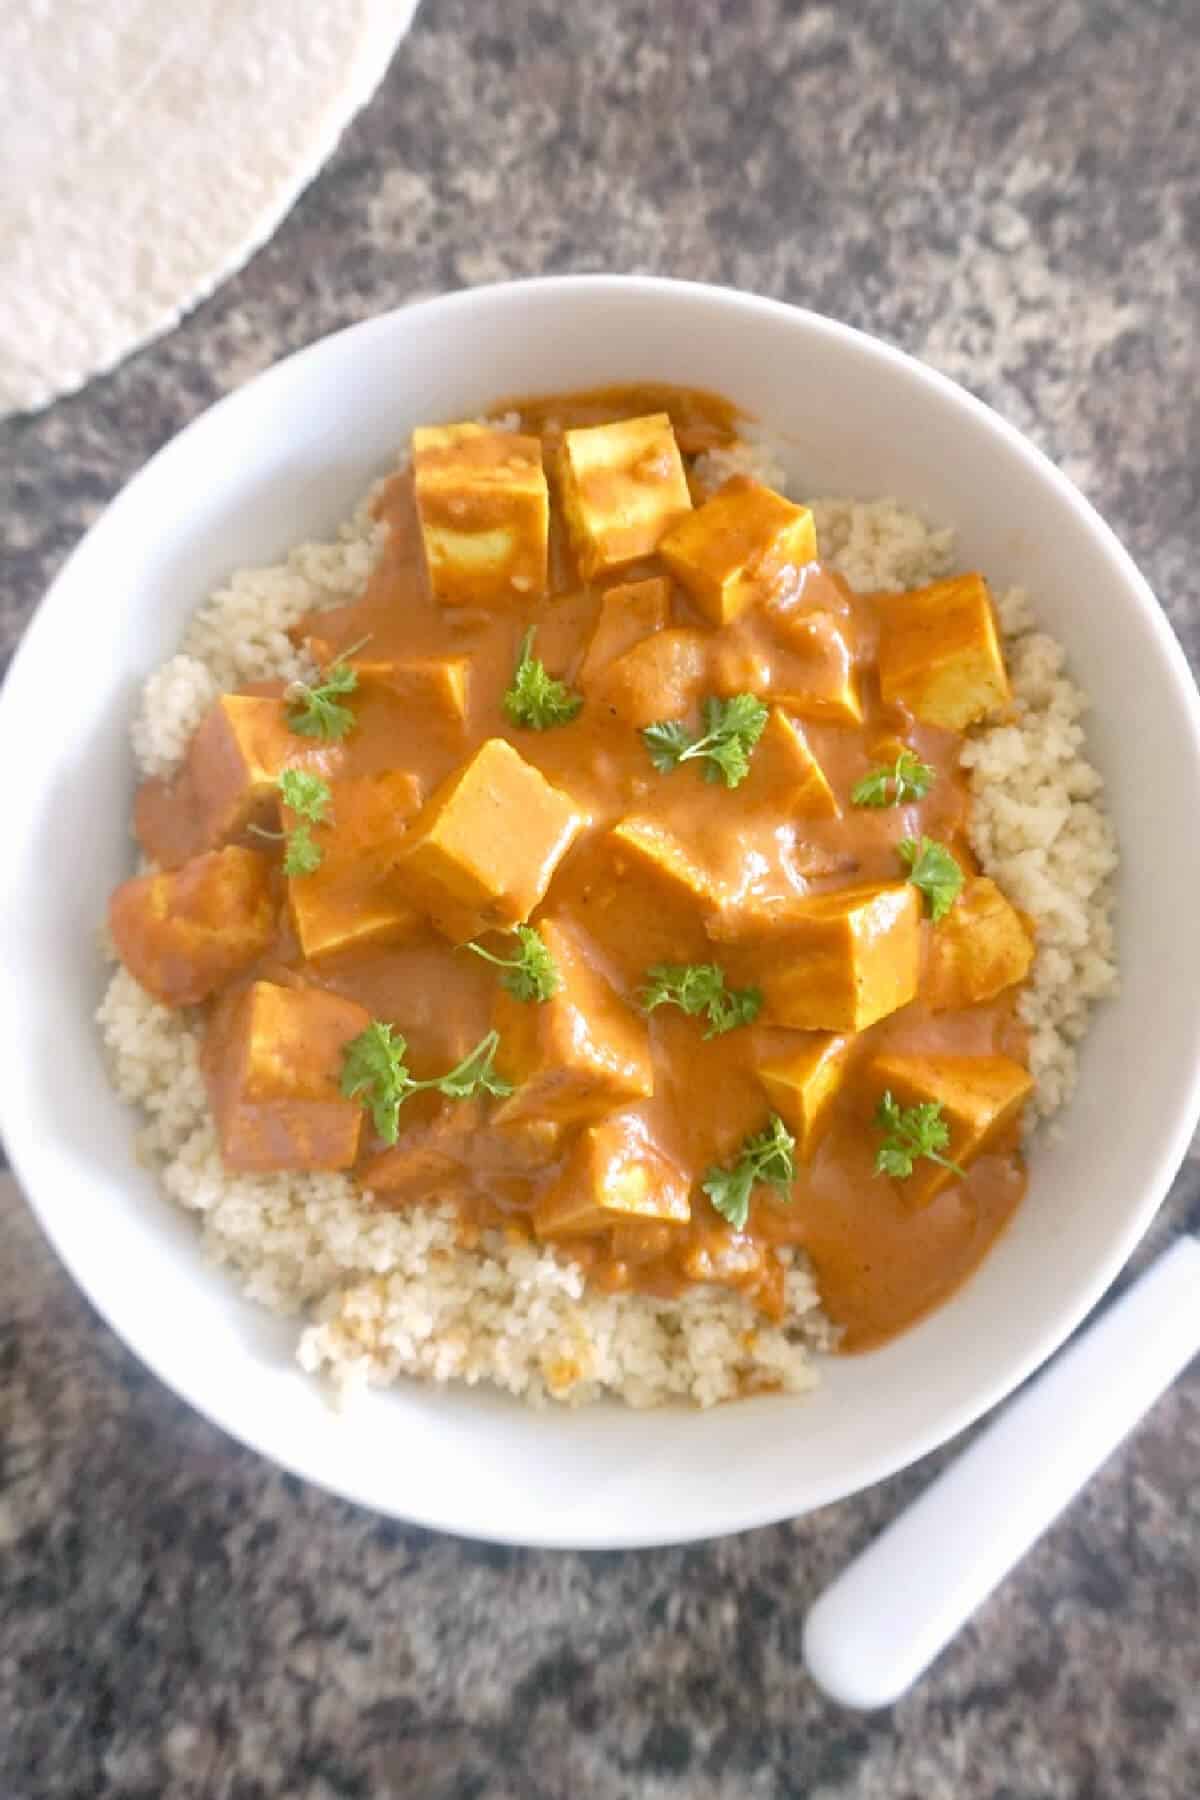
[3,1,1199,1793]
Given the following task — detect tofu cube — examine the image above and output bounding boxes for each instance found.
[493,919,654,1126]
[592,627,708,727]
[659,478,818,624]
[134,694,344,869]
[192,694,342,836]
[364,1111,565,1197]
[490,1116,566,1172]
[206,981,371,1172]
[768,611,863,725]
[708,636,775,699]
[109,846,277,1007]
[877,572,1011,730]
[286,769,425,961]
[759,1033,854,1160]
[607,818,718,914]
[868,1050,1035,1204]
[923,876,1034,1011]
[744,708,840,819]
[558,413,692,578]
[337,654,470,728]
[578,577,672,685]
[360,1102,482,1196]
[400,738,586,942]
[412,422,549,608]
[741,881,921,1031]
[535,1114,690,1240]
[554,823,713,980]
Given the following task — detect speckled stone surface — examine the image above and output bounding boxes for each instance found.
[2,1,1199,1794]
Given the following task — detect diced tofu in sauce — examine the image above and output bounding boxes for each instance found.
[552,822,715,980]
[759,1033,855,1161]
[135,694,343,869]
[286,769,424,961]
[766,610,863,725]
[659,477,817,624]
[578,577,672,685]
[744,708,840,819]
[109,846,276,1007]
[558,413,693,577]
[877,572,1011,730]
[346,655,471,728]
[361,1100,488,1197]
[206,982,371,1172]
[492,919,654,1125]
[735,881,922,1032]
[303,635,471,731]
[591,627,708,727]
[401,737,586,942]
[607,818,720,915]
[923,876,1035,1011]
[413,422,550,608]
[535,1113,689,1239]
[868,1050,1035,1205]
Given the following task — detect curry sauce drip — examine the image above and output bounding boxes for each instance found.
[117,384,1032,1353]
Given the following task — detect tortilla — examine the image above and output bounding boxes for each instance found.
[0,0,419,416]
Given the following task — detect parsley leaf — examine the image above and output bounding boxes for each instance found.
[286,659,358,741]
[340,1021,411,1142]
[433,1033,514,1102]
[643,694,769,789]
[873,1091,965,1180]
[249,770,333,875]
[503,627,583,730]
[852,750,936,809]
[701,1114,796,1231]
[640,962,762,1038]
[340,1022,514,1145]
[282,822,323,878]
[465,925,560,1003]
[897,835,964,922]
[641,718,694,771]
[278,769,332,824]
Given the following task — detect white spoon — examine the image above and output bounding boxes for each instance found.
[802,1232,1200,1710]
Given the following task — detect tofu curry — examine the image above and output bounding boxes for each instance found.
[109,386,1037,1353]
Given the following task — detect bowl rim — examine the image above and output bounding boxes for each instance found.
[4,273,1200,1548]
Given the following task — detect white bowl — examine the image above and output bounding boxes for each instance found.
[3,277,1199,1548]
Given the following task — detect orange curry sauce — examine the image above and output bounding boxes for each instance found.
[115,385,1032,1352]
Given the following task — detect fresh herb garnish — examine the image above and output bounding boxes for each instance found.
[340,1022,514,1145]
[286,654,360,741]
[852,750,936,809]
[502,627,583,730]
[432,1034,514,1101]
[278,768,332,823]
[640,962,762,1038]
[250,770,333,875]
[465,925,560,1003]
[897,835,964,922]
[282,823,323,877]
[642,694,769,789]
[873,1092,965,1181]
[701,1114,796,1231]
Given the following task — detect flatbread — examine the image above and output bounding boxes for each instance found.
[0,0,419,417]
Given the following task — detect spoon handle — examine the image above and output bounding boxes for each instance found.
[802,1234,1200,1711]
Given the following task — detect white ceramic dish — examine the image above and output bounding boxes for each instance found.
[3,277,1199,1549]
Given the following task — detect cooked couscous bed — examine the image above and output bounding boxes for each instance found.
[98,385,1117,1408]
